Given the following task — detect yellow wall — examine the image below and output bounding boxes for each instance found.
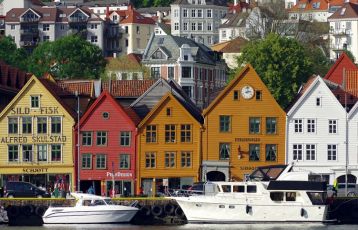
[0,77,75,188]
[137,94,202,191]
[203,65,286,181]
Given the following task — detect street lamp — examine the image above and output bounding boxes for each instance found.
[75,91,80,192]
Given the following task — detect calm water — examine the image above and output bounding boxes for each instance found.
[0,224,357,230]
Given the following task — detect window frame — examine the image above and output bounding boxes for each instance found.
[180,124,192,143]
[266,117,277,134]
[145,152,156,168]
[165,124,176,143]
[82,153,92,169]
[249,144,260,161]
[51,144,62,162]
[165,152,176,168]
[181,151,192,168]
[37,144,47,162]
[249,117,261,134]
[119,154,130,169]
[37,117,47,134]
[96,131,108,146]
[8,117,18,134]
[82,131,92,146]
[120,131,131,147]
[96,154,107,169]
[8,145,19,162]
[219,143,231,160]
[146,125,157,143]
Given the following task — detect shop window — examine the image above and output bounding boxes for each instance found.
[31,95,40,108]
[82,153,92,169]
[120,131,131,146]
[145,152,156,168]
[233,185,245,193]
[180,124,191,142]
[249,144,260,161]
[219,115,231,132]
[22,117,32,134]
[265,144,277,161]
[8,145,19,162]
[119,154,130,169]
[96,154,107,169]
[219,143,230,160]
[165,152,176,168]
[146,125,157,143]
[82,132,92,146]
[270,192,284,201]
[165,124,176,143]
[181,151,191,167]
[51,144,61,162]
[37,117,47,134]
[96,131,107,146]
[266,117,277,134]
[37,144,47,162]
[51,117,61,134]
[249,117,261,134]
[8,117,18,134]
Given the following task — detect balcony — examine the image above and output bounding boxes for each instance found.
[68,17,88,23]
[20,28,39,35]
[20,40,39,47]
[330,44,350,51]
[330,28,351,36]
[20,17,39,23]
[107,31,122,39]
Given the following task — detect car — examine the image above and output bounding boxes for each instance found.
[4,181,51,198]
[327,183,358,197]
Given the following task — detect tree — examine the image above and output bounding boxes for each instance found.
[234,33,316,108]
[28,35,106,79]
[0,36,28,70]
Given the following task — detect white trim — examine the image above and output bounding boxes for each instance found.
[19,8,41,19]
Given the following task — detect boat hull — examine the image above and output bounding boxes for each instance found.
[174,197,327,223]
[43,207,138,224]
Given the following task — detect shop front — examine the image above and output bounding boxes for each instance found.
[104,171,134,197]
[141,177,194,196]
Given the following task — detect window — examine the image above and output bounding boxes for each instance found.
[168,66,174,79]
[249,117,261,134]
[8,145,19,162]
[233,185,245,193]
[329,120,337,134]
[51,144,61,162]
[120,131,131,146]
[166,108,172,116]
[8,117,18,134]
[256,90,262,100]
[119,154,130,169]
[191,9,196,17]
[183,22,188,31]
[183,9,188,17]
[327,144,337,161]
[198,22,203,31]
[82,153,92,169]
[306,144,316,160]
[316,97,321,106]
[96,154,107,169]
[43,24,49,31]
[181,151,191,167]
[60,25,65,30]
[191,22,196,31]
[174,22,179,30]
[293,144,303,160]
[146,125,157,143]
[90,24,97,29]
[182,86,192,98]
[294,119,303,133]
[197,9,202,17]
[82,132,92,146]
[96,131,107,146]
[165,124,176,143]
[43,35,50,41]
[91,36,98,43]
[125,39,128,47]
[37,144,47,162]
[11,25,15,30]
[249,144,260,161]
[247,185,257,193]
[182,67,192,78]
[152,50,165,59]
[51,117,61,134]
[266,117,277,134]
[22,117,32,134]
[307,119,316,133]
[266,144,277,161]
[31,96,39,108]
[222,185,231,192]
[23,145,33,162]
[219,143,230,160]
[136,26,139,34]
[102,112,109,119]
[270,192,284,201]
[286,192,296,201]
[145,152,156,168]
[222,30,226,38]
[180,124,191,142]
[165,152,176,168]
[207,23,212,31]
[151,67,160,78]
[125,26,128,33]
[174,9,178,17]
[219,115,231,132]
[233,91,239,100]
[37,117,47,134]
[207,36,212,44]
[207,9,212,18]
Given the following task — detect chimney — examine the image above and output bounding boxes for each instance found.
[106,5,110,20]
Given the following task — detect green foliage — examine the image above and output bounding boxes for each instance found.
[28,35,106,79]
[234,33,316,108]
[343,50,356,63]
[0,36,29,71]
[133,0,171,7]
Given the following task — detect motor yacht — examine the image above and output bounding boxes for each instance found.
[42,193,138,224]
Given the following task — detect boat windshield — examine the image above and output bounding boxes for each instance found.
[104,199,114,205]
[307,192,327,205]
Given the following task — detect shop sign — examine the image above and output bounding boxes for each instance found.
[23,168,48,174]
[0,135,67,144]
[10,107,59,115]
[106,172,133,179]
[235,138,260,142]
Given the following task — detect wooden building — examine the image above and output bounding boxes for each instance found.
[202,64,286,181]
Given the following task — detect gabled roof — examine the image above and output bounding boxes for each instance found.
[211,36,248,53]
[324,52,358,85]
[289,0,329,12]
[0,60,31,90]
[348,99,358,118]
[328,2,358,20]
[57,80,96,98]
[101,80,155,98]
[118,6,155,25]
[78,91,140,129]
[137,92,203,129]
[219,12,247,28]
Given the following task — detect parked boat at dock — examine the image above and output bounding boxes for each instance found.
[42,193,138,224]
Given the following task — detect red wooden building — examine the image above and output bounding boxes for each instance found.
[75,91,140,196]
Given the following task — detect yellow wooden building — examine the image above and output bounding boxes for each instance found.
[0,76,76,192]
[202,64,286,181]
[136,92,203,196]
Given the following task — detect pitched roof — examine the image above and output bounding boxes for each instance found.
[219,12,247,28]
[57,80,95,97]
[211,36,248,53]
[118,6,155,25]
[126,53,142,65]
[0,60,31,90]
[324,52,358,85]
[289,0,329,12]
[101,80,156,97]
[328,2,358,19]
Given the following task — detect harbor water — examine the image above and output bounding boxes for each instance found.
[0,224,357,230]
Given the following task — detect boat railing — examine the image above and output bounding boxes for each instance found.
[166,189,204,197]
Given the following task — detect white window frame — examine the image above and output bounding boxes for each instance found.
[327,144,337,161]
[305,144,316,161]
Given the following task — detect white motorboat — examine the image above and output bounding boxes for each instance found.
[170,164,329,223]
[42,193,138,224]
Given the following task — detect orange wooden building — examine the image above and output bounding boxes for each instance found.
[136,92,203,196]
[202,64,286,181]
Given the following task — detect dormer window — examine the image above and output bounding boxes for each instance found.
[31,95,40,108]
[152,50,165,59]
[184,55,188,61]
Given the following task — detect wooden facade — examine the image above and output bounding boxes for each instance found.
[202,64,286,181]
[136,92,203,196]
[76,91,139,196]
[0,76,75,192]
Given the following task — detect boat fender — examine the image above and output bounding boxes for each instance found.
[164,203,175,215]
[175,206,185,218]
[246,205,252,214]
[35,206,46,217]
[6,206,19,218]
[300,208,305,217]
[21,205,34,216]
[151,205,163,217]
[140,205,151,216]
